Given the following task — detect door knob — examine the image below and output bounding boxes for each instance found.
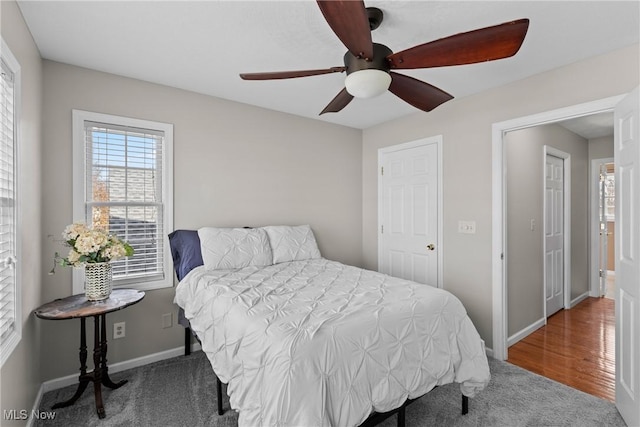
[427,244,435,251]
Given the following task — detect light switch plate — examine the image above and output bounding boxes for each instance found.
[458,220,476,234]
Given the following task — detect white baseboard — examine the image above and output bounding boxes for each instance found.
[570,291,590,308]
[485,346,494,358]
[41,342,202,394]
[505,293,590,350]
[507,317,546,347]
[26,385,45,427]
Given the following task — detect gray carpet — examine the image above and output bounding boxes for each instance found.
[35,351,626,427]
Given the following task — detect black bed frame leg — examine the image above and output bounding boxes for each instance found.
[184,327,225,416]
[462,395,469,415]
[216,377,224,415]
[396,406,405,427]
[184,327,191,356]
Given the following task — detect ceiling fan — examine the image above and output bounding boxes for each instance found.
[240,1,529,115]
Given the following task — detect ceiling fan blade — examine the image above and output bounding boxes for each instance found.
[387,19,530,69]
[317,0,373,60]
[320,88,354,115]
[240,67,345,80]
[389,72,453,112]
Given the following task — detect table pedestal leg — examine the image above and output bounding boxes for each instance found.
[51,318,89,410]
[100,313,127,390]
[93,315,106,418]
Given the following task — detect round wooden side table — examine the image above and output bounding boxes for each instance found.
[34,289,145,419]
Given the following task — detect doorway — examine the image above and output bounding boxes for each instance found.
[593,160,616,300]
[503,119,611,342]
[491,95,624,360]
[503,130,577,345]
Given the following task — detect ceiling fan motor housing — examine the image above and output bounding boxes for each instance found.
[343,43,393,75]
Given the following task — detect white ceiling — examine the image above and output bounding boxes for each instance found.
[558,112,614,140]
[17,1,640,129]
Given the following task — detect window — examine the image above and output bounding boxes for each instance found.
[0,38,21,368]
[72,110,173,293]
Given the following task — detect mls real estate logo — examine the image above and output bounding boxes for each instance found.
[3,409,56,421]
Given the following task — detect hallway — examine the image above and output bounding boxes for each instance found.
[507,297,615,401]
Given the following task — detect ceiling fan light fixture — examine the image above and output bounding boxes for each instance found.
[345,69,391,99]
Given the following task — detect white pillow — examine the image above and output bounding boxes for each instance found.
[263,225,321,264]
[198,227,273,270]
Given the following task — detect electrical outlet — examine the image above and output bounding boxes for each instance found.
[162,313,172,329]
[113,322,126,339]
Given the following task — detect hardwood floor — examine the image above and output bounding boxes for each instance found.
[507,297,615,401]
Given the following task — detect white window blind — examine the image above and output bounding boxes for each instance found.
[0,54,18,363]
[84,121,166,286]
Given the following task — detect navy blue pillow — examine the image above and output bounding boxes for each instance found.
[168,230,204,281]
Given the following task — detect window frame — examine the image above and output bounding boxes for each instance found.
[72,109,174,293]
[0,37,22,368]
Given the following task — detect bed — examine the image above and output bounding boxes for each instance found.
[171,225,490,427]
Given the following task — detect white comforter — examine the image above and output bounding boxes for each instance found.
[174,259,490,427]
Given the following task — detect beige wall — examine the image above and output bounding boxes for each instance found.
[40,61,363,380]
[362,44,639,349]
[0,0,43,424]
[589,135,614,160]
[505,124,589,337]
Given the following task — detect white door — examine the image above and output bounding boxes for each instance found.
[545,154,564,317]
[615,86,640,427]
[379,140,439,286]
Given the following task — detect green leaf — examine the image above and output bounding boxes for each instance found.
[124,243,134,257]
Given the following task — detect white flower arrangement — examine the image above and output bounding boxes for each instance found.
[50,222,134,273]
